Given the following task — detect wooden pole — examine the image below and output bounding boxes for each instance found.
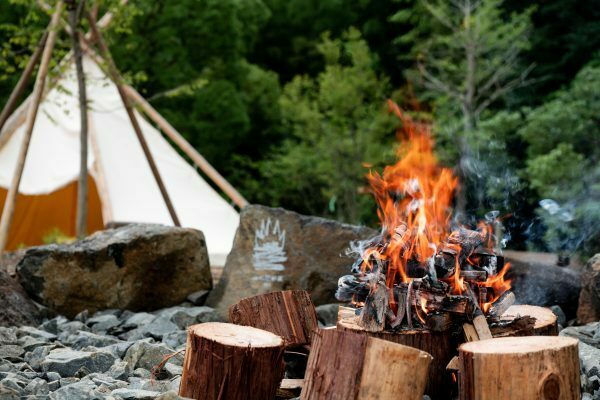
[179,322,285,400]
[0,31,48,134]
[301,328,432,400]
[67,0,88,238]
[229,290,318,347]
[0,1,64,253]
[86,12,181,226]
[122,85,250,209]
[458,336,580,400]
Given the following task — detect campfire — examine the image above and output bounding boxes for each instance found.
[336,101,513,335]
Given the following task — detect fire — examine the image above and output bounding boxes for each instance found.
[360,99,510,313]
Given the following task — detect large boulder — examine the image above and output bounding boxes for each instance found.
[206,205,375,316]
[17,224,212,318]
[577,254,600,324]
[504,250,582,319]
[0,268,41,327]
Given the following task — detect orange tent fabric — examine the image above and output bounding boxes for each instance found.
[0,176,104,250]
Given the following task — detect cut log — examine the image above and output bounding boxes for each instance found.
[228,290,318,347]
[487,291,515,319]
[277,379,303,399]
[500,305,558,336]
[301,328,431,400]
[179,322,285,400]
[337,313,456,400]
[458,336,580,400]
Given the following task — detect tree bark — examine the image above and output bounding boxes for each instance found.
[498,304,558,336]
[337,313,456,400]
[228,290,318,347]
[458,336,580,400]
[68,0,88,238]
[179,322,285,400]
[301,328,431,400]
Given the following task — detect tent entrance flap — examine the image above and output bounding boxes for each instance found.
[0,175,103,250]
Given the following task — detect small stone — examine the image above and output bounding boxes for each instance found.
[0,327,18,345]
[162,331,187,350]
[124,341,177,371]
[59,377,79,387]
[69,331,122,350]
[91,375,128,390]
[101,341,135,359]
[139,316,179,340]
[49,379,104,400]
[87,315,121,334]
[124,313,155,328]
[132,368,151,378]
[24,345,54,371]
[74,310,89,323]
[108,360,130,381]
[48,380,60,391]
[111,388,162,399]
[163,362,183,378]
[57,321,88,336]
[24,377,49,396]
[19,336,49,352]
[186,290,209,306]
[17,327,57,342]
[156,390,193,400]
[550,305,567,326]
[40,316,69,335]
[41,348,116,376]
[0,345,24,361]
[45,371,61,381]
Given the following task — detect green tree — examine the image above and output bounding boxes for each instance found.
[260,28,396,223]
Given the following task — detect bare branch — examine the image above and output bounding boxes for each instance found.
[474,63,536,116]
[417,62,463,100]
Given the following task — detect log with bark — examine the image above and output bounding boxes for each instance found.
[301,328,431,400]
[179,322,285,400]
[458,336,580,400]
[497,304,558,336]
[337,311,457,400]
[228,290,318,347]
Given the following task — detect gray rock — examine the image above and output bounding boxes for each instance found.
[49,379,106,400]
[91,375,128,391]
[69,331,122,350]
[162,331,187,349]
[24,345,55,370]
[169,376,181,392]
[17,224,213,318]
[17,326,57,342]
[41,348,116,376]
[87,315,121,334]
[560,322,600,348]
[57,321,88,337]
[24,377,49,396]
[59,377,79,387]
[0,345,24,361]
[48,379,60,391]
[124,313,155,328]
[207,205,376,316]
[504,250,581,319]
[186,290,209,306]
[45,371,61,381]
[0,327,18,344]
[550,305,567,327]
[156,391,193,400]
[18,336,49,352]
[40,316,69,335]
[0,267,41,327]
[108,360,130,381]
[111,388,161,400]
[124,341,178,371]
[100,341,135,359]
[132,368,151,378]
[163,363,182,378]
[139,316,179,340]
[316,304,342,327]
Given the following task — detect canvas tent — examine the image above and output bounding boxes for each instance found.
[0,54,242,266]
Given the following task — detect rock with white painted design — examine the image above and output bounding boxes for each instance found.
[207,205,375,316]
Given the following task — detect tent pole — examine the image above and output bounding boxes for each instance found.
[86,12,181,227]
[0,31,48,135]
[67,0,88,238]
[0,1,65,253]
[122,86,249,209]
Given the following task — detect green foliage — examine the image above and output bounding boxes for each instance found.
[260,29,396,223]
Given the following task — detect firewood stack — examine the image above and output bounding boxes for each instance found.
[336,227,515,335]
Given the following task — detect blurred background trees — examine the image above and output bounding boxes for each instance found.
[0,0,598,256]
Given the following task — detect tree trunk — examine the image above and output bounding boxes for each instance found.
[228,290,318,347]
[337,313,456,400]
[179,322,285,400]
[459,336,580,400]
[301,328,431,400]
[68,0,89,238]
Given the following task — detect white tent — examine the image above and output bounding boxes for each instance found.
[0,55,240,266]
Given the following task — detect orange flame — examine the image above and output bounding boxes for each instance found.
[361,100,510,313]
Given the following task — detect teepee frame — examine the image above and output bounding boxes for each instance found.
[0,1,248,254]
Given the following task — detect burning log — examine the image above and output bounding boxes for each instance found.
[301,328,431,400]
[179,322,285,400]
[337,310,458,400]
[458,336,580,400]
[228,290,318,347]
[486,291,515,319]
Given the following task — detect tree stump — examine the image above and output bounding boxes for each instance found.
[501,305,558,335]
[229,290,318,347]
[301,328,431,400]
[458,336,580,400]
[179,322,285,400]
[337,313,457,399]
